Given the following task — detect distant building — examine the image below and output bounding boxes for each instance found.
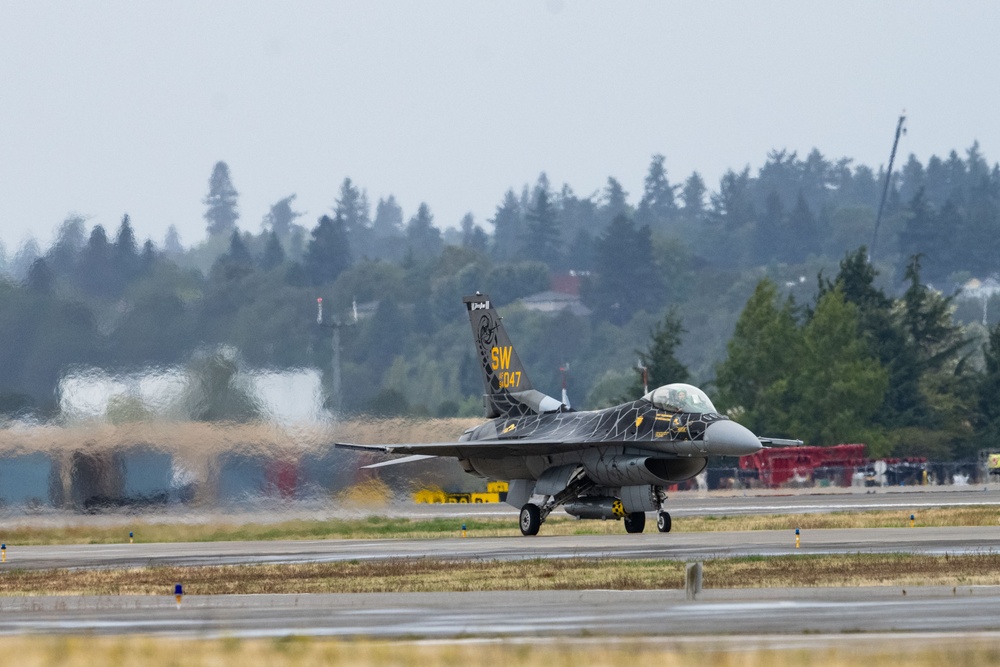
[58,367,327,425]
[519,290,592,317]
[959,277,1000,325]
[550,271,588,296]
[961,277,1000,300]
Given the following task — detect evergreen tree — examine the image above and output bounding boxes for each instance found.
[460,213,488,254]
[25,258,54,294]
[334,177,371,239]
[405,203,443,259]
[203,161,239,238]
[711,168,755,231]
[585,215,659,324]
[679,172,707,223]
[47,216,86,281]
[556,184,598,249]
[627,309,689,399]
[898,154,926,204]
[163,225,184,257]
[211,229,255,282]
[490,189,523,261]
[304,214,353,285]
[263,194,304,240]
[373,195,404,239]
[898,254,975,457]
[788,287,888,446]
[140,239,157,274]
[708,167,755,265]
[636,154,678,230]
[901,254,967,368]
[785,192,818,261]
[112,214,140,291]
[260,231,285,271]
[567,229,595,272]
[600,177,629,224]
[77,225,113,297]
[715,279,802,436]
[898,188,948,283]
[522,188,561,267]
[975,323,1000,450]
[819,247,921,428]
[964,165,1000,277]
[757,191,785,264]
[10,239,40,282]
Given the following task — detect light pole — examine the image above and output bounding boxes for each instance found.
[317,297,354,416]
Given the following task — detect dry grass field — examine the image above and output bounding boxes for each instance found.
[1,553,998,596]
[2,635,999,667]
[0,505,996,545]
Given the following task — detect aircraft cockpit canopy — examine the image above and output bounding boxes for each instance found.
[643,383,717,414]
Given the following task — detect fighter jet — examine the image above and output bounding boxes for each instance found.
[337,293,798,536]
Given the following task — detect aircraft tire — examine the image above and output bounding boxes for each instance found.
[657,511,672,533]
[519,503,541,536]
[624,511,645,534]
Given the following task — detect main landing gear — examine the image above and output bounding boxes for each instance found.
[623,511,645,534]
[520,505,673,535]
[622,510,672,534]
[519,504,541,536]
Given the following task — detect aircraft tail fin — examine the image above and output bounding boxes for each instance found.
[463,293,563,418]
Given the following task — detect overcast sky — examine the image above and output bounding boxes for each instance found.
[1,2,997,252]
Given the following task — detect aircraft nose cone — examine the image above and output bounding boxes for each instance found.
[702,420,763,456]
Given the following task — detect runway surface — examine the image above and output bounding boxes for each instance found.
[2,525,998,571]
[392,487,1000,519]
[2,587,1000,638]
[1,488,998,640]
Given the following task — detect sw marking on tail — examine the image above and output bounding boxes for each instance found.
[463,292,564,418]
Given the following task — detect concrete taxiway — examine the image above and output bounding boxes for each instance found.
[1,525,998,571]
[2,587,1000,638]
[0,489,997,640]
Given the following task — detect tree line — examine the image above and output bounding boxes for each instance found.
[0,145,998,463]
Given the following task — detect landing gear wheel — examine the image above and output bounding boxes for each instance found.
[623,511,646,534]
[657,511,672,533]
[519,503,541,536]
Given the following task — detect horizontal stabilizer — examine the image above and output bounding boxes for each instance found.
[361,454,437,469]
[335,443,391,453]
[758,437,805,447]
[335,438,593,458]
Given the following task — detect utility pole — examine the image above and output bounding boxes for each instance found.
[317,297,355,416]
[870,112,907,262]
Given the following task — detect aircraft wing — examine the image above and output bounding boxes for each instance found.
[335,438,593,461]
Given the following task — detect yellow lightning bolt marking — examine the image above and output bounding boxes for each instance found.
[634,416,644,429]
[502,423,516,434]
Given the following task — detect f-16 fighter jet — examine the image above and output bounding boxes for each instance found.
[338,293,798,535]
